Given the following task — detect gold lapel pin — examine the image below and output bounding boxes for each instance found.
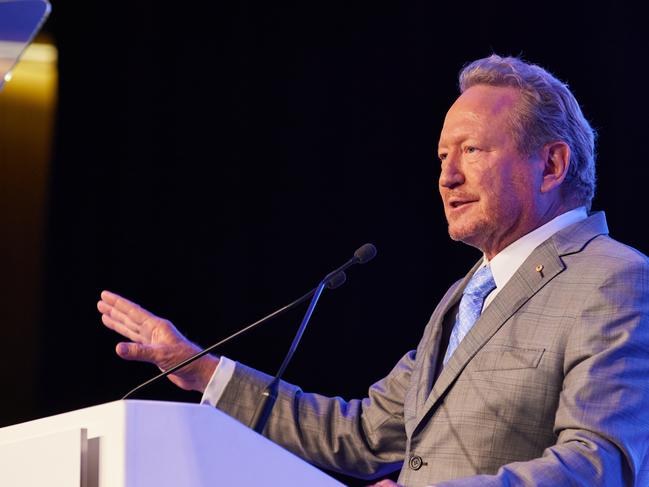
[535,264,544,277]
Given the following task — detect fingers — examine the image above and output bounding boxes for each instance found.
[99,290,191,375]
[115,341,200,375]
[98,296,137,324]
[101,312,143,343]
[101,290,155,325]
[116,342,156,363]
[98,290,162,342]
[100,289,131,306]
[98,301,147,342]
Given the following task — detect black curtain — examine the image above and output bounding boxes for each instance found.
[31,1,649,484]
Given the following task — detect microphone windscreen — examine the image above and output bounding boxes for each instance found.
[354,243,377,264]
[325,271,347,289]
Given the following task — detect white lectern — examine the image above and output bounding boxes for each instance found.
[0,400,344,487]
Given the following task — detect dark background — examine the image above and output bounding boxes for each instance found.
[5,1,649,485]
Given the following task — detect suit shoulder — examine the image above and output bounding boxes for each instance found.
[582,234,649,267]
[560,235,649,290]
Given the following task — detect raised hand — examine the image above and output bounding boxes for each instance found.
[97,290,218,392]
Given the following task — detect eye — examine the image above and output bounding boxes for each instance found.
[438,152,447,162]
[464,146,479,154]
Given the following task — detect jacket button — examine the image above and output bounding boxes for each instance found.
[409,455,423,470]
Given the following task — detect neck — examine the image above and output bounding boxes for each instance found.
[482,201,578,260]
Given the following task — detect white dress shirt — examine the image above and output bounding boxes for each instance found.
[201,207,588,407]
[484,206,587,308]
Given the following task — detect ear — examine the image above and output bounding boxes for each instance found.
[540,141,570,194]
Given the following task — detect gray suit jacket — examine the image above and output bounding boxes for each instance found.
[215,212,649,486]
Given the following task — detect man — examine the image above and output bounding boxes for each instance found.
[98,55,649,486]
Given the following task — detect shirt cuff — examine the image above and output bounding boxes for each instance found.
[200,355,236,407]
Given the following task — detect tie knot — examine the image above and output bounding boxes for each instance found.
[464,265,496,299]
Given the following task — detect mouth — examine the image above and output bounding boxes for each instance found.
[448,199,477,209]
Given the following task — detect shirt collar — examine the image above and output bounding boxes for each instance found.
[484,207,588,291]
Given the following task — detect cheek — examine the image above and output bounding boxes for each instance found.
[509,168,539,207]
[475,172,504,210]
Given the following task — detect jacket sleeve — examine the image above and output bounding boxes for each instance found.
[215,349,415,480]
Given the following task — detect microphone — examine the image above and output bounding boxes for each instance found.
[354,242,378,263]
[325,271,346,290]
[121,243,377,401]
[250,243,376,434]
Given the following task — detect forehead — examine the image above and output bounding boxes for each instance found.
[438,85,520,146]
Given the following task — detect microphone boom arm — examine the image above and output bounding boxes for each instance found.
[121,287,316,400]
[119,244,377,415]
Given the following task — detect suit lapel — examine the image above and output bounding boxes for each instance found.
[412,267,479,422]
[413,212,610,431]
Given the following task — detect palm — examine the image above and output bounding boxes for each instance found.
[98,290,217,391]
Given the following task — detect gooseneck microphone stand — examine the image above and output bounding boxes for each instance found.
[250,243,376,434]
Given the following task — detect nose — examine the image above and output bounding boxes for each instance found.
[439,155,464,190]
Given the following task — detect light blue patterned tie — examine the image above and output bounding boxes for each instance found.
[443,265,496,366]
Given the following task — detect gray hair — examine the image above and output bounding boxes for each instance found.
[459,54,596,209]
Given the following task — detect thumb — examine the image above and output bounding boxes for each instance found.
[116,342,156,363]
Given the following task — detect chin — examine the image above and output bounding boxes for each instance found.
[447,221,488,249]
[448,226,474,243]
